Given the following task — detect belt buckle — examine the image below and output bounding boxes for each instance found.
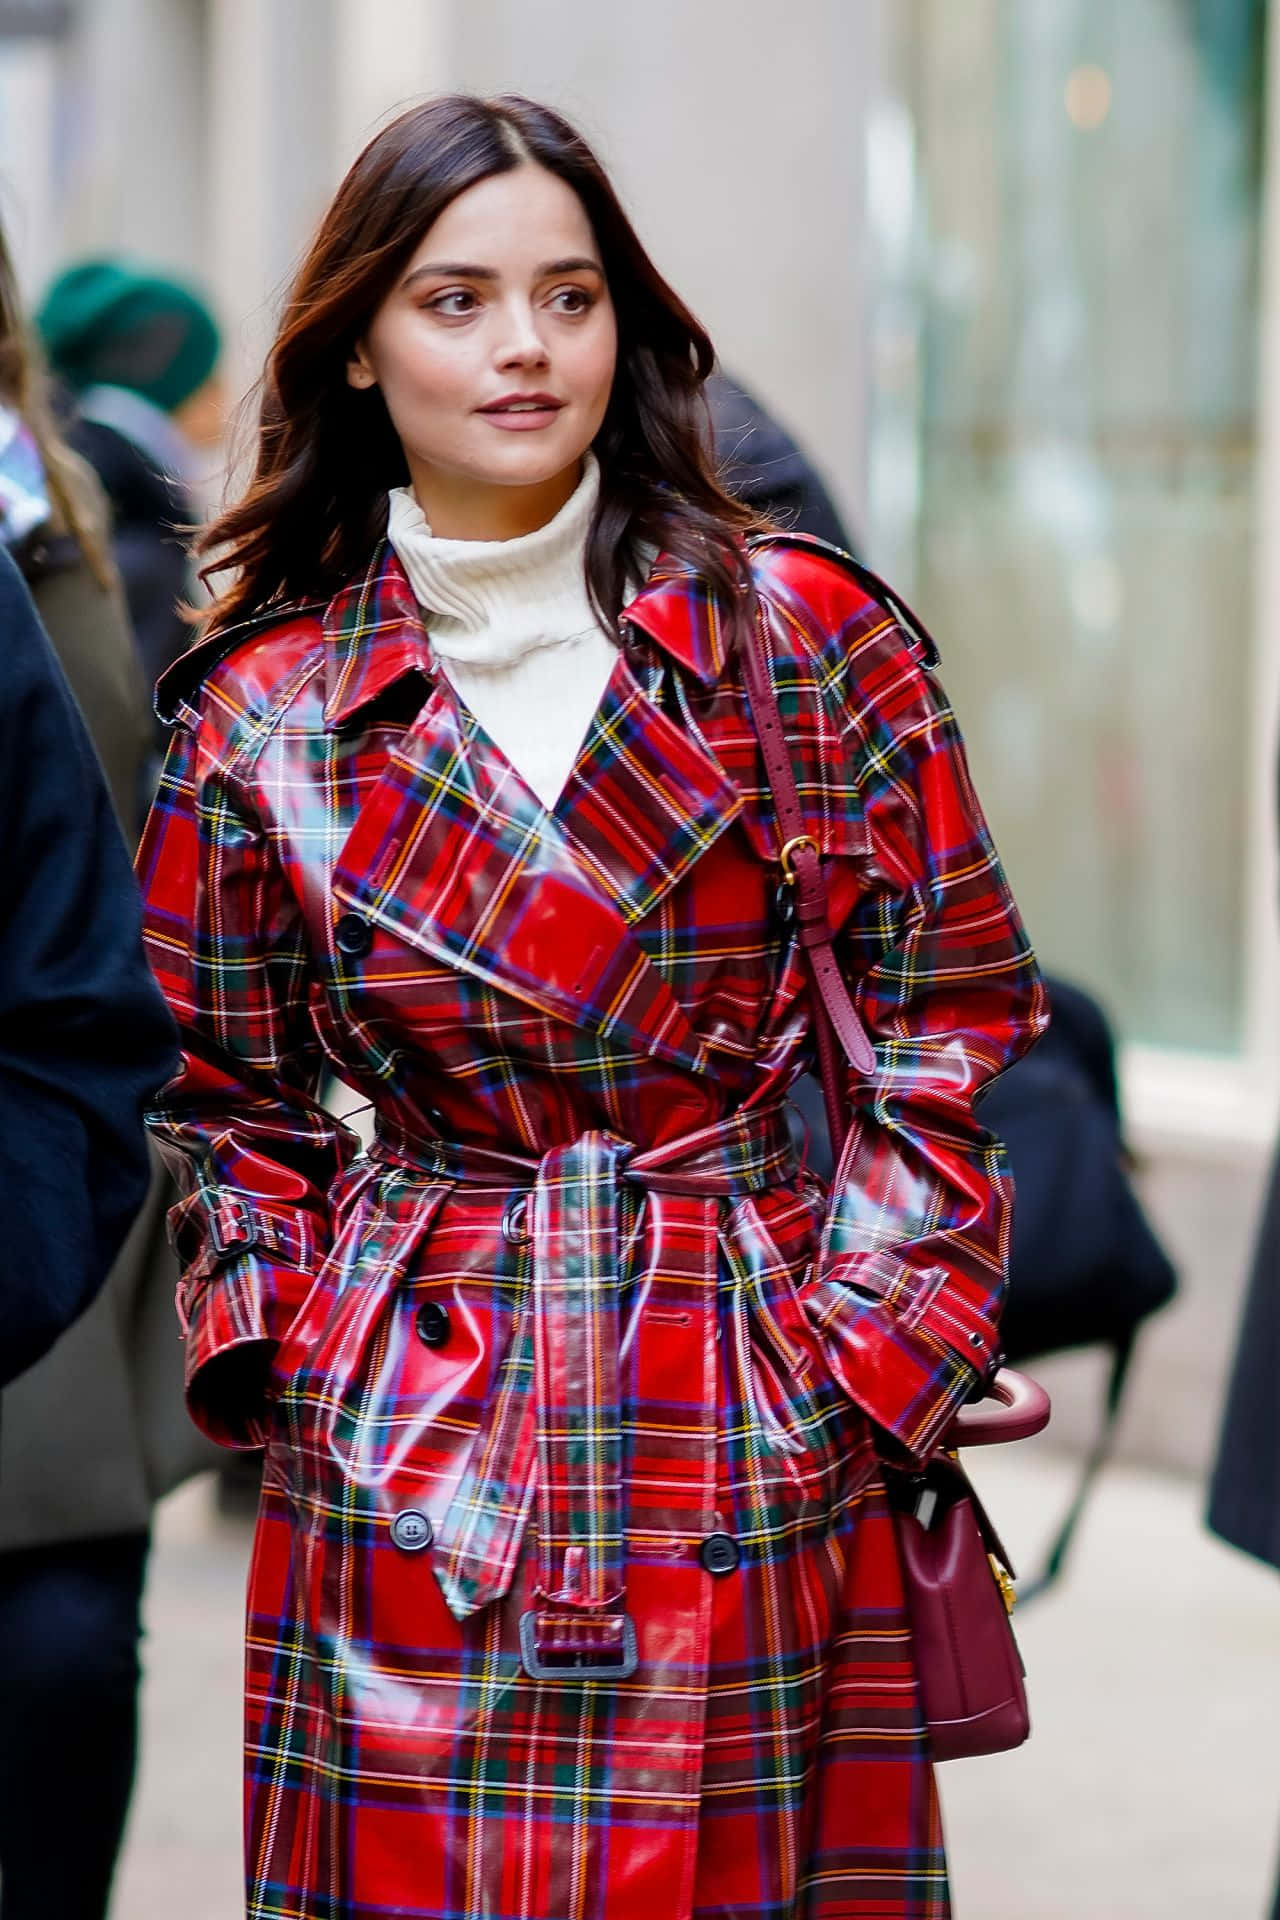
[518,1608,638,1681]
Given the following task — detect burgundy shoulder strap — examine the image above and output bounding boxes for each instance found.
[738,596,875,1156]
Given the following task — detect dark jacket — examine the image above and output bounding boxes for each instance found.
[1208,742,1280,1573]
[1208,1146,1280,1569]
[0,544,178,1390]
[0,530,215,1545]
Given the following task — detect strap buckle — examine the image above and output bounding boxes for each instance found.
[207,1195,256,1257]
[518,1609,639,1682]
[779,834,819,884]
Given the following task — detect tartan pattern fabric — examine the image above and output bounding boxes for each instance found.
[390,1105,797,1628]
[138,535,1045,1919]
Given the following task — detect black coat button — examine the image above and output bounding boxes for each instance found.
[501,1195,530,1246]
[415,1300,451,1349]
[390,1509,433,1552]
[700,1531,740,1576]
[334,912,373,956]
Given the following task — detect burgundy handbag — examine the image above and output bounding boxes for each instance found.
[741,583,1051,1762]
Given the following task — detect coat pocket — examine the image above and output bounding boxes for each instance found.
[721,1191,873,1506]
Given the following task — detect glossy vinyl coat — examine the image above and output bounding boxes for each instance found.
[138,534,1045,1920]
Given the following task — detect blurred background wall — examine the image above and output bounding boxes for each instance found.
[0,0,1276,1474]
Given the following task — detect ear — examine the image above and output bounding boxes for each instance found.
[346,344,377,391]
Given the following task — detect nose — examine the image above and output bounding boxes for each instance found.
[494,297,550,371]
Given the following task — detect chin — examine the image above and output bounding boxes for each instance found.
[474,446,587,489]
[410,429,594,499]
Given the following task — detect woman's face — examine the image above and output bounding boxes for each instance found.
[349,163,618,540]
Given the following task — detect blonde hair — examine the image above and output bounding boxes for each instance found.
[0,227,114,591]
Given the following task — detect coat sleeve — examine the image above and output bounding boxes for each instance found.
[801,581,1048,1465]
[136,701,355,1447]
[0,547,179,1388]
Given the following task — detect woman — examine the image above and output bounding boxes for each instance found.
[140,95,1045,1920]
[0,224,182,1917]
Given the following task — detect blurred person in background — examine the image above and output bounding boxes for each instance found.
[0,221,200,1920]
[1209,855,1280,1917]
[138,93,1044,1919]
[0,541,171,1389]
[35,257,223,711]
[709,383,1175,1596]
[706,366,851,552]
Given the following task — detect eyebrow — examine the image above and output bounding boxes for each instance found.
[400,256,603,290]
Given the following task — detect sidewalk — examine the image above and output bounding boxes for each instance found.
[114,1437,1280,1918]
[939,1441,1279,1919]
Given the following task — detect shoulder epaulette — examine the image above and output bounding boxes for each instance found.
[749,531,940,670]
[154,600,325,725]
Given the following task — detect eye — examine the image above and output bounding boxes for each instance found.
[425,289,479,318]
[548,285,595,315]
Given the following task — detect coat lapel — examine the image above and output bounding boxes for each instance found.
[331,651,714,1076]
[626,552,874,875]
[551,644,744,927]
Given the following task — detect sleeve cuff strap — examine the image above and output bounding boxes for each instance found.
[803,1262,988,1464]
[182,1193,318,1286]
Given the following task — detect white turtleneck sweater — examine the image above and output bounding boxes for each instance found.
[386,455,625,810]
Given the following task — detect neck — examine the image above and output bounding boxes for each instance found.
[385,452,608,670]
[404,456,584,541]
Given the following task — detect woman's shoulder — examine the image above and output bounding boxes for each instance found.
[156,596,329,736]
[748,532,940,677]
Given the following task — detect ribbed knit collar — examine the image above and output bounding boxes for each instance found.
[386,453,604,669]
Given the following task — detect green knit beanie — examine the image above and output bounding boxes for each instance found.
[36,258,220,414]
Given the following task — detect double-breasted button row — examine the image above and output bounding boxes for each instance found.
[334,912,373,956]
[391,1508,738,1573]
[391,1514,739,1582]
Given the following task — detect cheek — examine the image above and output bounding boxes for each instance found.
[573,318,619,413]
[370,322,473,422]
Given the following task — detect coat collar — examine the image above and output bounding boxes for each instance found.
[321,540,730,729]
[156,533,735,730]
[619,555,731,686]
[322,541,435,726]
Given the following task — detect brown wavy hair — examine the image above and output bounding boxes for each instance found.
[199,93,762,639]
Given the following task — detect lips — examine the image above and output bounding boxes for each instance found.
[478,393,564,414]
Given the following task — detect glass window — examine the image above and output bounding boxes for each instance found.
[869,0,1265,1053]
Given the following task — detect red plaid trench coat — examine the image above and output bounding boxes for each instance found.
[138,533,1045,1920]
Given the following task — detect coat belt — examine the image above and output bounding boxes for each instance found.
[369,1107,796,1634]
